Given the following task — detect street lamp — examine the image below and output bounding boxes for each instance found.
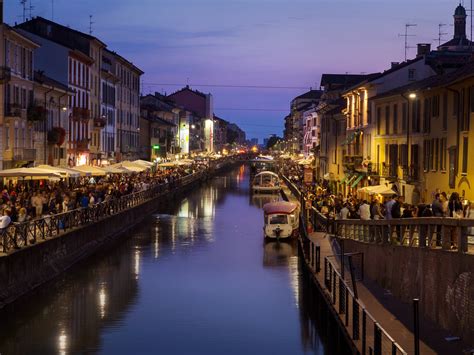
[403,92,417,179]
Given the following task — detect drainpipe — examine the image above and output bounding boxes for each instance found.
[44,87,54,164]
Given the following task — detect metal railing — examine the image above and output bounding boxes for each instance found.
[282,174,474,254]
[335,218,472,254]
[299,214,407,355]
[0,171,206,254]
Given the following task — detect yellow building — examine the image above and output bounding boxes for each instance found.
[371,62,474,203]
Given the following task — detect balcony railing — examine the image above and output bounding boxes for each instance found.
[72,107,91,121]
[13,148,36,161]
[0,66,11,83]
[76,139,90,151]
[343,155,363,171]
[93,117,106,128]
[5,104,23,118]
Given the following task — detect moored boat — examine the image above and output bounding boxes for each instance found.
[252,171,281,194]
[263,201,299,240]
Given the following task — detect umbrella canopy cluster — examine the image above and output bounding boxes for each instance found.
[358,184,397,196]
[0,160,155,179]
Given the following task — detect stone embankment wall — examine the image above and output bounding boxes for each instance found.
[343,240,474,343]
[0,162,234,309]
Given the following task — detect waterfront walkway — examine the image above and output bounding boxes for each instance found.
[306,231,471,355]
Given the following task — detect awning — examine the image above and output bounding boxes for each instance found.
[350,174,364,188]
[339,174,352,185]
[0,167,61,179]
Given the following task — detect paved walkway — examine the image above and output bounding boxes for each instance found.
[280,183,472,354]
[306,231,472,355]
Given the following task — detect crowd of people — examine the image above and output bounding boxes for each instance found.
[0,163,206,228]
[280,159,473,223]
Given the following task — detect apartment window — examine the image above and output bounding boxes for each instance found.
[434,138,439,171]
[461,88,469,131]
[408,69,416,81]
[430,138,435,171]
[432,95,440,117]
[384,106,390,135]
[462,136,469,174]
[393,104,398,134]
[402,102,407,133]
[423,98,431,133]
[440,137,447,171]
[470,86,474,113]
[442,92,448,130]
[376,107,381,134]
[423,139,431,172]
[412,99,420,133]
[399,144,408,167]
[5,126,9,150]
[453,91,459,116]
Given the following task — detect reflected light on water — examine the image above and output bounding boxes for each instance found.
[288,256,300,308]
[134,250,141,279]
[58,330,67,355]
[99,287,107,319]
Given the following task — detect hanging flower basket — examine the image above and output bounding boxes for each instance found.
[47,127,66,146]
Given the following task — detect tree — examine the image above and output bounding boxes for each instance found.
[266,136,282,149]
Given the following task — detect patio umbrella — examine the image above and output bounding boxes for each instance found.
[132,159,154,167]
[38,165,81,178]
[71,165,107,176]
[0,167,62,179]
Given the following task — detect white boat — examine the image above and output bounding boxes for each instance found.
[252,171,281,194]
[263,201,299,239]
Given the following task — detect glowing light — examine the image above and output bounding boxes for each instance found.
[134,250,140,279]
[409,93,417,99]
[76,154,87,166]
[99,287,107,318]
[58,330,67,355]
[251,146,258,153]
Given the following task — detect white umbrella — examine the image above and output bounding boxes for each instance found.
[132,159,154,167]
[0,167,61,179]
[38,165,81,178]
[71,165,107,176]
[111,162,146,172]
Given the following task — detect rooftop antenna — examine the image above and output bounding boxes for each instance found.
[89,15,94,35]
[436,23,448,46]
[398,23,417,61]
[28,0,34,18]
[467,0,474,48]
[51,0,54,20]
[19,0,27,21]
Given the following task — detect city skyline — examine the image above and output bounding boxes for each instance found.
[5,0,466,140]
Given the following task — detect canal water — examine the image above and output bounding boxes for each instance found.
[0,165,342,355]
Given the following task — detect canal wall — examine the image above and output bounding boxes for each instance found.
[0,161,236,309]
[342,239,474,344]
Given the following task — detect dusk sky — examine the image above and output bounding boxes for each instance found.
[5,0,465,141]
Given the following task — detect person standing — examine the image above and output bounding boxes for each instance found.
[358,200,371,220]
[431,193,444,246]
[385,194,396,220]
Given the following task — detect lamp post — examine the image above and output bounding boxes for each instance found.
[401,92,417,179]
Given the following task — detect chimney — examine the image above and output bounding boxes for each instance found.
[391,62,400,69]
[417,43,431,57]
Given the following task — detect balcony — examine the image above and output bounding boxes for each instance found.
[402,165,420,182]
[93,117,106,128]
[27,105,47,122]
[72,107,91,121]
[343,155,363,171]
[5,103,23,118]
[13,148,36,161]
[0,66,11,83]
[76,139,90,151]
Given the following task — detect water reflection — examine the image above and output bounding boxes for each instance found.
[0,165,337,355]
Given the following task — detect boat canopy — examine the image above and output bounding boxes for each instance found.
[263,201,298,215]
[254,171,279,179]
